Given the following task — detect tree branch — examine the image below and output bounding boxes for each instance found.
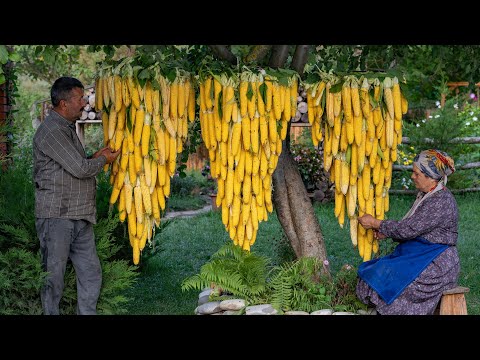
[268,45,290,68]
[285,45,310,151]
[243,45,272,64]
[291,45,310,75]
[208,45,237,65]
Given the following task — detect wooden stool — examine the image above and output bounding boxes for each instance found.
[437,286,469,315]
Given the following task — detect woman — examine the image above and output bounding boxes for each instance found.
[356,149,459,315]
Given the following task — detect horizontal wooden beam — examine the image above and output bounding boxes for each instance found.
[393,162,480,171]
[447,81,469,87]
[389,187,480,195]
[401,136,480,144]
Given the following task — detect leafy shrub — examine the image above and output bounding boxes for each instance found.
[290,143,326,191]
[170,170,214,196]
[398,97,479,189]
[0,160,139,315]
[0,247,46,314]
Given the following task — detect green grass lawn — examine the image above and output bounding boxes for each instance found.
[123,192,480,315]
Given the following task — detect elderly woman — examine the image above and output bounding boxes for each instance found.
[356,149,459,315]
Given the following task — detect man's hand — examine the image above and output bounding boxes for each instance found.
[92,147,121,164]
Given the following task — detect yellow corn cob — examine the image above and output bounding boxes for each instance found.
[342,80,352,122]
[363,229,373,262]
[340,122,348,152]
[265,77,273,112]
[272,83,282,120]
[144,81,153,114]
[224,85,235,122]
[109,184,120,205]
[188,82,195,122]
[132,238,140,265]
[140,174,152,215]
[250,116,259,154]
[169,81,178,120]
[118,186,126,214]
[102,74,110,109]
[128,202,136,237]
[151,187,160,224]
[157,185,166,210]
[128,152,136,185]
[346,119,354,145]
[124,174,133,214]
[360,77,370,119]
[341,156,350,195]
[350,144,358,183]
[101,111,109,147]
[134,106,145,146]
[134,179,143,223]
[143,157,151,188]
[95,77,103,111]
[141,113,151,157]
[357,176,365,213]
[350,79,361,118]
[137,81,144,102]
[383,77,395,120]
[114,75,123,113]
[392,77,402,121]
[256,81,265,117]
[177,81,185,118]
[362,160,371,201]
[108,105,117,141]
[134,144,142,175]
[350,216,358,247]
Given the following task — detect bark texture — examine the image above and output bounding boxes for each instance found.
[269,45,329,265]
[208,45,237,65]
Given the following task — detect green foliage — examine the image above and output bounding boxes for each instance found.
[268,257,330,313]
[181,242,270,304]
[0,248,46,314]
[14,45,102,85]
[268,258,366,313]
[402,97,480,189]
[170,170,212,197]
[408,98,466,154]
[182,243,366,313]
[0,159,138,315]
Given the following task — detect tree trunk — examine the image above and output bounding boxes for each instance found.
[211,45,330,272]
[269,45,329,269]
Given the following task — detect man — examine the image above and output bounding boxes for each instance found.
[33,77,120,315]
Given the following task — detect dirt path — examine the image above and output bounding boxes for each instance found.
[162,204,213,220]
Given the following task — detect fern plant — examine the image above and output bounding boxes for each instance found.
[181,242,271,304]
[268,257,333,313]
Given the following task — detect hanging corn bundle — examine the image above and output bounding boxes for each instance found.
[305,71,408,262]
[95,61,195,265]
[197,67,298,251]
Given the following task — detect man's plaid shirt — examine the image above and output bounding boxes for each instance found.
[33,110,106,224]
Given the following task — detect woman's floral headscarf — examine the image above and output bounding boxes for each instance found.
[413,149,455,184]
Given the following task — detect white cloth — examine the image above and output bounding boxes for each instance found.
[402,180,445,220]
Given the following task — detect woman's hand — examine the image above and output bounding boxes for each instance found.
[358,214,382,230]
[374,230,387,240]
